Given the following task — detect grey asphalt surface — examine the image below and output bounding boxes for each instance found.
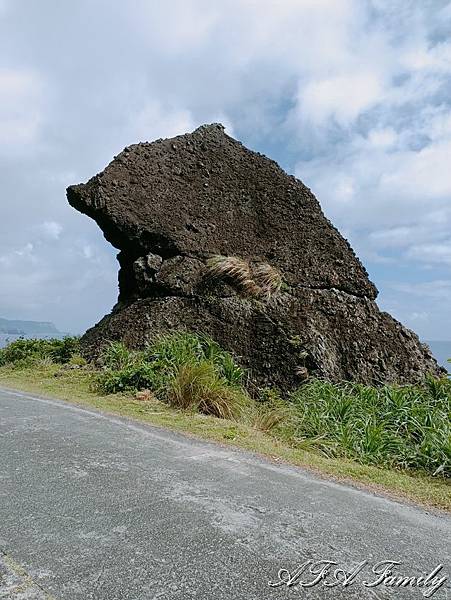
[0,388,450,600]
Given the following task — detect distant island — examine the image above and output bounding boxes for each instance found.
[0,318,68,349]
[0,317,60,336]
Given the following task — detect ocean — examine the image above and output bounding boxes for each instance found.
[0,333,67,349]
[427,341,451,374]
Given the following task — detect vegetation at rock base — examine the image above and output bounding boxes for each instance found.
[1,333,450,486]
[95,333,245,395]
[0,336,81,368]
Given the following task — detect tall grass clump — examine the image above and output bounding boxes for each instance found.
[289,377,451,476]
[252,263,283,299]
[95,333,250,419]
[144,332,245,388]
[248,390,293,434]
[167,361,247,419]
[0,336,80,367]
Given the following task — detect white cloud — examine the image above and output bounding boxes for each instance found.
[131,0,220,55]
[40,221,63,241]
[369,227,417,249]
[14,242,34,259]
[334,175,356,204]
[0,242,35,267]
[296,105,451,270]
[406,242,451,265]
[401,41,451,74]
[392,279,451,300]
[380,140,451,199]
[298,73,384,126]
[0,68,44,151]
[366,127,397,148]
[129,102,196,143]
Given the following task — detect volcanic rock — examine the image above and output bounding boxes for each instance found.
[67,123,442,389]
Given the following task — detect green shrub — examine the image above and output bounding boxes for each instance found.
[9,356,42,370]
[0,336,80,366]
[96,362,157,394]
[69,354,87,367]
[288,377,451,476]
[100,341,135,371]
[145,332,244,387]
[95,333,248,421]
[48,337,80,363]
[0,338,48,365]
[95,341,156,393]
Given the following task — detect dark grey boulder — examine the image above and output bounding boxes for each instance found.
[67,123,442,389]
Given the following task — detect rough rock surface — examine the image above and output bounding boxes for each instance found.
[67,124,442,389]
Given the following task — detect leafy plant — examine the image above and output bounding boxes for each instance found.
[145,332,245,388]
[0,336,80,366]
[96,361,157,394]
[100,341,136,371]
[48,337,80,364]
[288,377,451,476]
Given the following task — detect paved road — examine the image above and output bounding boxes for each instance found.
[0,387,450,600]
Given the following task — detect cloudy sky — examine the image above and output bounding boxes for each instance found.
[0,0,450,340]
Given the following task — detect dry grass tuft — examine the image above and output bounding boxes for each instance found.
[167,361,248,419]
[250,403,289,433]
[207,255,283,299]
[206,255,260,296]
[252,263,283,299]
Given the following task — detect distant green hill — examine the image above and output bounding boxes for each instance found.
[0,317,60,336]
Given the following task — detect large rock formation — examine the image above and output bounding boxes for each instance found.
[67,123,441,389]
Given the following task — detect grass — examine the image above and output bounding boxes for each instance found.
[166,361,247,419]
[252,262,283,298]
[0,334,450,511]
[289,378,451,476]
[95,333,246,394]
